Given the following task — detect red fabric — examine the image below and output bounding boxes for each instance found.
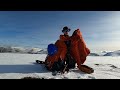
[45,35,69,69]
[45,29,90,69]
[70,29,90,67]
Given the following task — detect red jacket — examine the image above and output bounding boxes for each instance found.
[45,34,70,70]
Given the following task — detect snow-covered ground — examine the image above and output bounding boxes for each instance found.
[0,53,120,79]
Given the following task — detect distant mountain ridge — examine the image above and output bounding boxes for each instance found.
[0,46,47,54]
[0,46,120,56]
[103,50,120,56]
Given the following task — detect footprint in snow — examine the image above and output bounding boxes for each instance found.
[95,64,117,69]
[107,64,117,69]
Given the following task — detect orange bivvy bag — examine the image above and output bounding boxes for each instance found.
[70,29,90,68]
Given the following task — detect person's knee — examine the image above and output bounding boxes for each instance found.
[51,60,65,71]
[66,58,76,69]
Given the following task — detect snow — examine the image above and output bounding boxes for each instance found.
[104,50,120,56]
[0,53,120,79]
[1,45,120,56]
[85,56,120,79]
[90,50,120,56]
[0,46,46,54]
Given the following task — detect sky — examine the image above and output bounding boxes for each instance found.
[0,11,120,52]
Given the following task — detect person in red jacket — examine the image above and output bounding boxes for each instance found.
[45,27,93,74]
[45,26,71,72]
[60,26,76,69]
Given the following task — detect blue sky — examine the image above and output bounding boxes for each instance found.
[0,11,120,52]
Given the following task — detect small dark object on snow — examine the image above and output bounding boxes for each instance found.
[21,77,44,79]
[36,60,45,64]
[95,64,99,66]
[52,71,58,76]
[110,65,117,68]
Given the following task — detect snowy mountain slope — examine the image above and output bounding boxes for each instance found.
[0,46,46,54]
[104,50,120,56]
[89,53,99,56]
[0,53,120,79]
[1,46,120,57]
[89,50,120,56]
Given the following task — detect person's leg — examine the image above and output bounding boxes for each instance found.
[51,59,65,72]
[66,54,76,69]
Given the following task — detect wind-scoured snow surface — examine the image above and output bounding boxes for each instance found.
[0,53,120,79]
